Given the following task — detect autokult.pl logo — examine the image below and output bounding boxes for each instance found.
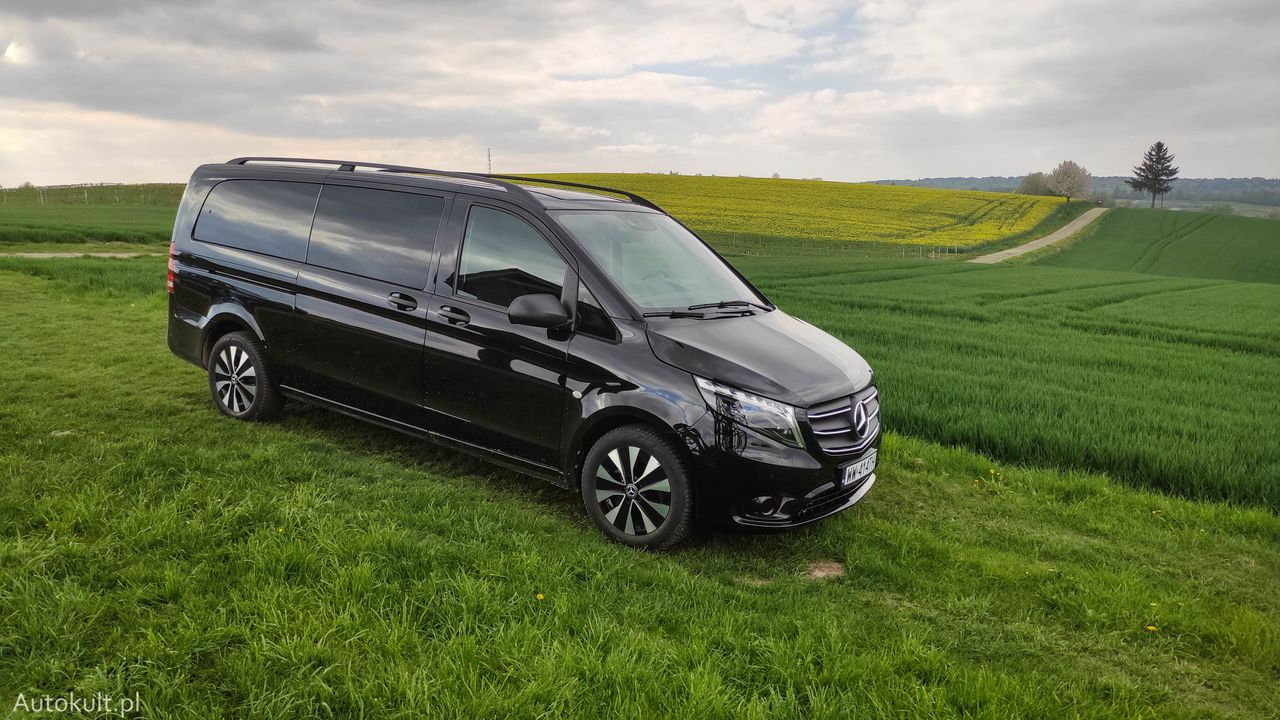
[12,690,143,716]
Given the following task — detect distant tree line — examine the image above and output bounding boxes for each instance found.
[872,175,1280,207]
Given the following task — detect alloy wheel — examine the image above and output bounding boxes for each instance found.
[213,344,258,415]
[593,445,672,536]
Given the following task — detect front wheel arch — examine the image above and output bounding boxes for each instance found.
[569,409,688,490]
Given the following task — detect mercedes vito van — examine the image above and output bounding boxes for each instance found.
[167,157,880,548]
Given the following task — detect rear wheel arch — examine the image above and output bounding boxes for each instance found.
[200,313,262,368]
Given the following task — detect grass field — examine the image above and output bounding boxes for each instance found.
[1,176,1071,251]
[2,257,1278,718]
[1038,209,1280,284]
[3,179,1278,716]
[0,184,181,245]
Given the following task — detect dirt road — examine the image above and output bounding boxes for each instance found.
[969,207,1108,264]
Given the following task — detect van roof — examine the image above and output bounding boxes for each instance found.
[222,157,664,213]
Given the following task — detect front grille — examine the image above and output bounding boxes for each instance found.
[806,384,880,455]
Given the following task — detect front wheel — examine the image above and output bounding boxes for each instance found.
[581,425,694,550]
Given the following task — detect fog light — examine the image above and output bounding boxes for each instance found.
[752,495,780,516]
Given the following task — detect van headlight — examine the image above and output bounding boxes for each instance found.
[695,376,805,449]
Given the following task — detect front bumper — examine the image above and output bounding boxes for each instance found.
[687,409,881,531]
[733,471,877,529]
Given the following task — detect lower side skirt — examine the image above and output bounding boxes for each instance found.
[279,385,568,488]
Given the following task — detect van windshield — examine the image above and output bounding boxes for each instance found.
[553,210,767,311]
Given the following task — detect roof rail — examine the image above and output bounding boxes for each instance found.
[226,157,663,212]
[483,174,663,212]
[226,156,540,204]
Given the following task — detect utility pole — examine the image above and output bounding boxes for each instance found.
[487,147,492,175]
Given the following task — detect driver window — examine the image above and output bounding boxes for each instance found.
[455,206,566,309]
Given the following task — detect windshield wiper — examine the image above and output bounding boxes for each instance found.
[685,299,773,312]
[643,310,707,319]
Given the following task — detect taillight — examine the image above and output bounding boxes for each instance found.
[167,240,176,294]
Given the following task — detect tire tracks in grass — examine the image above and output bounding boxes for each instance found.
[971,276,1172,308]
[1063,279,1230,312]
[1128,214,1217,274]
[1057,315,1280,358]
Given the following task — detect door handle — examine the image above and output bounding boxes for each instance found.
[387,292,418,311]
[438,305,471,326]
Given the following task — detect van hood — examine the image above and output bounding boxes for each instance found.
[645,310,872,408]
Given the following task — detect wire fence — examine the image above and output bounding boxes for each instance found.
[708,231,969,260]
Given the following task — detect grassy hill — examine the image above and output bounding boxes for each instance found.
[0,176,1072,251]
[1038,208,1280,283]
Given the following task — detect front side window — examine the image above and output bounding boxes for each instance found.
[576,281,614,338]
[307,185,445,288]
[553,210,764,310]
[454,206,566,308]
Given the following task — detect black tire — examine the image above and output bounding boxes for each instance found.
[581,425,694,550]
[207,331,283,421]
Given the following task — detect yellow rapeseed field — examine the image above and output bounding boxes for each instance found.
[538,174,1061,248]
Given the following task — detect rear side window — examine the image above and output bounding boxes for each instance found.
[454,206,566,308]
[307,185,445,288]
[193,180,319,261]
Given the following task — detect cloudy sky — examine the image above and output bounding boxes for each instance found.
[1,0,1277,186]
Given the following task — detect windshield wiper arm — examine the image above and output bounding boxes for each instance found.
[643,310,707,319]
[685,299,773,312]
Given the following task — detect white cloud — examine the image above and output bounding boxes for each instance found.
[538,118,612,139]
[592,143,690,155]
[2,41,31,64]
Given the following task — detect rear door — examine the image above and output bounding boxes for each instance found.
[290,182,452,425]
[422,199,573,468]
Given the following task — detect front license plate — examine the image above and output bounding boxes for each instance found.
[841,449,877,487]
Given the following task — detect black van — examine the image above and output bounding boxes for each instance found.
[167,158,880,548]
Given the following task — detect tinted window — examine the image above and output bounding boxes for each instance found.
[193,180,319,261]
[455,206,566,308]
[307,186,446,288]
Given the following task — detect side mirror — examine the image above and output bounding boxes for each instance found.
[508,293,571,329]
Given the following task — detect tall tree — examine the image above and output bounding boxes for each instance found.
[1048,161,1090,203]
[1016,172,1053,196]
[1126,141,1180,208]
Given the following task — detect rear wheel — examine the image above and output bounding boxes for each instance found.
[581,425,693,550]
[207,331,282,421]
